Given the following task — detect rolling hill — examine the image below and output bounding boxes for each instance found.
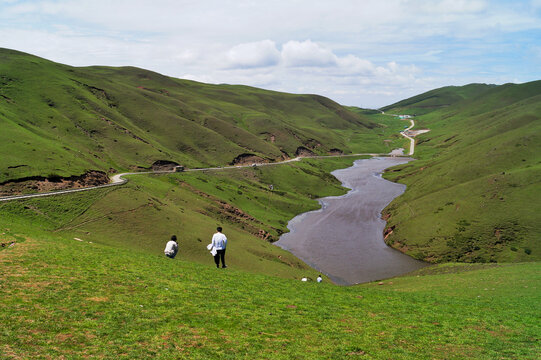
[380,83,496,115]
[382,81,541,263]
[0,48,408,279]
[0,48,379,184]
[0,49,539,359]
[2,48,538,268]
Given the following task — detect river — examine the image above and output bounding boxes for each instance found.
[275,157,428,285]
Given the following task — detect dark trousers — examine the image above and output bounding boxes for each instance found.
[214,249,226,267]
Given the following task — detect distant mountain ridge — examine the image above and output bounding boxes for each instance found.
[380,83,497,115]
[0,48,376,182]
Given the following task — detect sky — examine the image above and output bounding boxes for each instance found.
[1,0,540,108]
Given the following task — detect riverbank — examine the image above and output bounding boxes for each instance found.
[276,157,428,284]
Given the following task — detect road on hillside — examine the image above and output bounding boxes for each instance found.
[401,119,416,155]
[0,118,420,202]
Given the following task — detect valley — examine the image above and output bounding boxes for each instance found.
[0,48,539,359]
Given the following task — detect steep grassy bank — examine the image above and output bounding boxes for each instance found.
[1,233,539,359]
[381,81,541,263]
[0,48,392,184]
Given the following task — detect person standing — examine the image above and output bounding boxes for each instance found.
[211,227,227,268]
[164,235,179,259]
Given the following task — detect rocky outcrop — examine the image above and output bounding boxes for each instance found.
[151,160,180,171]
[295,146,315,157]
[230,153,266,166]
[328,148,343,155]
[280,151,291,161]
[179,181,279,242]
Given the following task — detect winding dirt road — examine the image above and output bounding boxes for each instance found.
[401,119,416,156]
[0,118,421,202]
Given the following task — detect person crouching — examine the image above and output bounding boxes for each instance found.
[164,235,179,259]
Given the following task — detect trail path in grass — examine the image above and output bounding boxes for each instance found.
[399,119,430,155]
[0,154,378,202]
[0,117,421,202]
[401,119,416,155]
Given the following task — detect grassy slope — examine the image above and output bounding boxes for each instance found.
[1,234,539,359]
[348,107,411,151]
[379,83,496,115]
[0,156,371,279]
[0,47,410,277]
[0,48,385,183]
[0,49,539,358]
[382,81,541,263]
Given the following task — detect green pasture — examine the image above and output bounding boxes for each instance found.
[1,233,539,359]
[0,48,540,359]
[0,157,367,279]
[382,81,541,263]
[0,48,393,183]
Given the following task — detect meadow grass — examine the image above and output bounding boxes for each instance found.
[1,49,540,359]
[1,233,539,359]
[0,157,368,279]
[381,81,541,263]
[0,48,392,183]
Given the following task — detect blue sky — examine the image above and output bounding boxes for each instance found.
[1,0,540,107]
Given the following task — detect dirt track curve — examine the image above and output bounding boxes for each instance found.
[0,118,420,203]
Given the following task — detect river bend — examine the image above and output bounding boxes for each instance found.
[276,157,427,285]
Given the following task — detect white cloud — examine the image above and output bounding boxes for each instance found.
[281,40,337,67]
[424,0,487,14]
[335,55,375,76]
[172,49,199,65]
[224,40,280,69]
[0,0,540,108]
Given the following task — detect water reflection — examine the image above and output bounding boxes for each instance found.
[276,157,427,285]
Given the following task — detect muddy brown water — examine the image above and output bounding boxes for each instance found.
[276,157,428,285]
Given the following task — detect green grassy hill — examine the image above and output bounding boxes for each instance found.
[0,47,410,280]
[1,231,539,359]
[0,48,382,184]
[0,49,539,358]
[380,83,496,115]
[382,81,541,263]
[0,155,376,278]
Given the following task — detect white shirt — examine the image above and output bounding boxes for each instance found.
[211,232,227,250]
[317,276,322,283]
[164,240,178,255]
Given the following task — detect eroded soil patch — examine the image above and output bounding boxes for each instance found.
[0,171,109,196]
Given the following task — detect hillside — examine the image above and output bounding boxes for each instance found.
[0,49,539,359]
[1,232,539,359]
[382,81,541,263]
[1,154,383,277]
[0,48,380,184]
[380,83,496,115]
[0,48,411,279]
